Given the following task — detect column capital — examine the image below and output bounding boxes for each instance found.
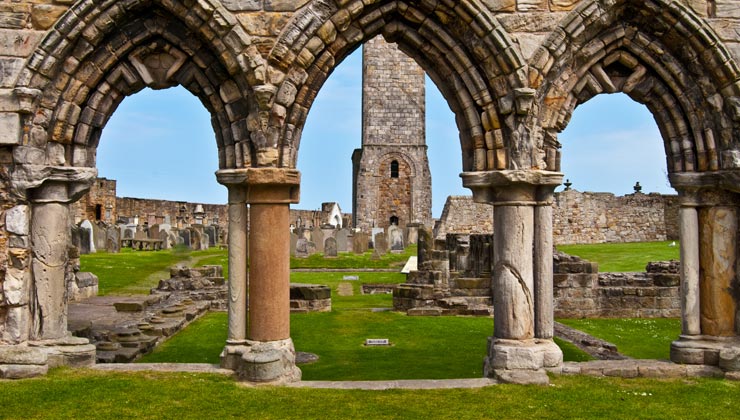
[13,165,98,204]
[216,168,300,204]
[461,170,563,206]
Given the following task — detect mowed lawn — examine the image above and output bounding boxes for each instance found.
[1,369,738,420]
[557,241,680,272]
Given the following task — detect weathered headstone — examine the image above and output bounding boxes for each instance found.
[79,220,95,254]
[290,232,298,256]
[418,226,433,265]
[406,222,420,245]
[371,227,384,248]
[106,227,121,253]
[336,228,350,252]
[312,227,325,253]
[324,237,337,257]
[160,230,171,249]
[134,229,148,241]
[374,232,388,255]
[179,229,191,247]
[388,225,404,251]
[123,227,135,240]
[205,226,217,247]
[92,222,107,251]
[353,232,368,254]
[295,238,309,258]
[149,225,160,242]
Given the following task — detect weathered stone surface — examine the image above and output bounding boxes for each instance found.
[715,0,740,18]
[31,5,67,30]
[5,205,28,235]
[0,112,19,145]
[0,364,48,379]
[0,345,47,365]
[699,207,738,336]
[719,348,740,371]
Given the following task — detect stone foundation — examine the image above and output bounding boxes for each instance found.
[221,339,302,383]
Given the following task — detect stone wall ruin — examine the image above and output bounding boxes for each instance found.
[2,0,740,383]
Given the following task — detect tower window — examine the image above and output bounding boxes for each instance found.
[95,204,102,221]
[390,160,399,178]
[390,216,399,226]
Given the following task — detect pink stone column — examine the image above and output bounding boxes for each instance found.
[698,205,738,337]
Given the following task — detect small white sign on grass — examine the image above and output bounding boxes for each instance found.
[364,338,390,346]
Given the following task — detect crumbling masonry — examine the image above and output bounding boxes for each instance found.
[2,0,740,384]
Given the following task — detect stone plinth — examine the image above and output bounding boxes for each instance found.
[671,335,740,369]
[484,338,563,385]
[221,339,302,384]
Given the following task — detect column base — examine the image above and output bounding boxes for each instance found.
[220,338,302,383]
[0,336,96,379]
[483,338,562,384]
[671,335,740,371]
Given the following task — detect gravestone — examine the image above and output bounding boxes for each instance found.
[93,222,107,251]
[70,225,81,250]
[179,229,191,247]
[205,226,217,246]
[149,225,160,242]
[371,227,384,248]
[324,237,337,257]
[406,223,420,245]
[312,227,325,253]
[160,230,171,249]
[336,228,350,252]
[321,225,336,241]
[374,232,388,255]
[191,228,204,250]
[388,225,404,251]
[353,232,368,254]
[159,223,172,233]
[79,220,95,254]
[134,229,148,241]
[106,227,121,253]
[290,233,298,256]
[123,228,134,240]
[295,238,309,258]
[418,226,433,265]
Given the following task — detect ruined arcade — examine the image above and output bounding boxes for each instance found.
[1,0,740,384]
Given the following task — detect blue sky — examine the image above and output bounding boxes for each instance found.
[98,47,674,217]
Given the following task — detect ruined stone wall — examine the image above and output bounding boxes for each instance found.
[116,197,228,231]
[552,191,680,244]
[352,36,432,232]
[435,191,679,244]
[71,178,116,224]
[553,256,680,318]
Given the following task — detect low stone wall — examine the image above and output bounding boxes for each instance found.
[434,191,680,245]
[395,230,681,319]
[553,255,680,318]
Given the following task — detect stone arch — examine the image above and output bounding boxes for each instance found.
[530,0,740,174]
[13,0,258,173]
[259,0,528,172]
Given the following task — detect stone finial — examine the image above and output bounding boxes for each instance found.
[633,182,642,194]
[563,179,572,191]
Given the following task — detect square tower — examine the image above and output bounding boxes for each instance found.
[352,36,432,231]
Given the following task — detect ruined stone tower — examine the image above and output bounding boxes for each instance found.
[352,36,432,232]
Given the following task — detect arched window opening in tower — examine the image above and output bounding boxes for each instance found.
[391,160,399,178]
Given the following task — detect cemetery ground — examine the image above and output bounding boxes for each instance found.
[4,241,735,419]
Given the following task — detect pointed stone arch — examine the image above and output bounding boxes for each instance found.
[529,0,740,174]
[14,0,258,173]
[255,0,529,172]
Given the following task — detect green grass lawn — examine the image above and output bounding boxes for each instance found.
[557,241,680,272]
[80,247,225,295]
[2,369,737,420]
[290,245,417,269]
[558,318,681,360]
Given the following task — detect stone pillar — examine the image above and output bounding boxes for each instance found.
[698,205,737,337]
[669,182,740,369]
[534,186,556,339]
[218,168,301,383]
[0,171,98,379]
[218,181,248,344]
[678,194,701,336]
[462,170,563,384]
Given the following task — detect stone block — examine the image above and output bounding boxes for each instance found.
[0,112,19,145]
[0,346,47,365]
[0,58,23,88]
[494,369,549,385]
[5,205,28,235]
[517,0,549,12]
[715,0,740,18]
[719,348,740,371]
[0,364,48,379]
[408,307,442,316]
[481,0,516,12]
[31,5,67,30]
[549,0,579,11]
